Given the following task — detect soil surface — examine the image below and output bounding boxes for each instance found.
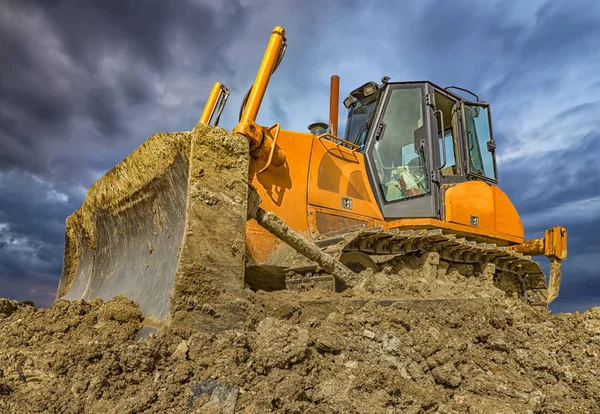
[1,265,599,413]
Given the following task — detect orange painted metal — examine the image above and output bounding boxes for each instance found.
[307,206,379,237]
[229,24,556,266]
[506,225,567,302]
[444,181,524,241]
[199,82,222,124]
[507,237,544,256]
[329,75,340,137]
[545,226,567,260]
[238,26,286,125]
[308,135,383,220]
[257,124,282,174]
[246,128,533,261]
[247,129,314,262]
[508,225,567,260]
[233,26,287,169]
[245,225,281,263]
[316,133,359,150]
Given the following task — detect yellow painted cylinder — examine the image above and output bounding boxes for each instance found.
[199,82,222,124]
[239,26,286,124]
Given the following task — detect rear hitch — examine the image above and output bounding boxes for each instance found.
[508,225,567,303]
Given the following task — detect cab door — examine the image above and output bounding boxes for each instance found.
[363,83,440,219]
[461,101,498,183]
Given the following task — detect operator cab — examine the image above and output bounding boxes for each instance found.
[343,78,497,219]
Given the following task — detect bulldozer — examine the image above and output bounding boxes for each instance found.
[56,26,567,330]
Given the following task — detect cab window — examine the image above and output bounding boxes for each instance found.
[439,127,457,176]
[464,104,496,180]
[433,91,459,177]
[345,95,377,150]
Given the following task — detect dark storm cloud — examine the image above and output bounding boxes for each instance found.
[516,0,600,66]
[0,174,72,246]
[496,122,600,311]
[0,0,247,180]
[26,0,244,75]
[0,0,251,306]
[551,267,600,313]
[86,86,128,137]
[29,0,179,72]
[0,171,74,254]
[500,130,600,224]
[0,172,74,306]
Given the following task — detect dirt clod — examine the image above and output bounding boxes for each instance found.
[1,263,600,413]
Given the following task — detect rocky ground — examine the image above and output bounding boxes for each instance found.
[1,263,599,413]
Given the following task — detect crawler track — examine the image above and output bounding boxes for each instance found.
[285,227,549,307]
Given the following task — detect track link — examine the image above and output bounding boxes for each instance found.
[285,227,549,307]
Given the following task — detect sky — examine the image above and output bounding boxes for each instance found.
[1,0,599,312]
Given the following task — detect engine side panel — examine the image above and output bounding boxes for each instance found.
[444,181,524,242]
[246,130,315,262]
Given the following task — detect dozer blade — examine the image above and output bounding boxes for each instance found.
[57,123,250,328]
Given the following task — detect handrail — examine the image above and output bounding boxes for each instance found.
[257,124,281,174]
[317,133,360,151]
[434,109,447,170]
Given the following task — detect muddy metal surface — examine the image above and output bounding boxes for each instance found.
[1,264,599,413]
[58,124,250,330]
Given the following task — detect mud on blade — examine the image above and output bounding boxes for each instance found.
[57,124,250,324]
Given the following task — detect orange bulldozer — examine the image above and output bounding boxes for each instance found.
[56,26,567,331]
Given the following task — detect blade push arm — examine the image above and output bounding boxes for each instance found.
[247,185,357,289]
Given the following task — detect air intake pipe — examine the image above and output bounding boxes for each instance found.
[308,122,328,136]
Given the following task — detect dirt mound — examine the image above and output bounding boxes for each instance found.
[352,252,503,301]
[1,271,599,414]
[0,298,35,318]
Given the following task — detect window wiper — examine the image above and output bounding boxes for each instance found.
[356,106,379,145]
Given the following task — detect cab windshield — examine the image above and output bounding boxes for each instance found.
[345,94,378,150]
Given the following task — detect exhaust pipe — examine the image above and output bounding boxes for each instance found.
[329,75,339,137]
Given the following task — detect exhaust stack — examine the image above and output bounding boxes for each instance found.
[329,75,340,137]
